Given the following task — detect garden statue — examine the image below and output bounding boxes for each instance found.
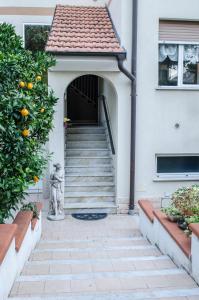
[47,163,65,221]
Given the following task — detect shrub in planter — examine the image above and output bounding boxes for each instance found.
[161,206,182,222]
[20,203,39,219]
[171,185,199,217]
[0,23,57,223]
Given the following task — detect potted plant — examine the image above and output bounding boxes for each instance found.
[161,206,182,222]
[172,185,199,217]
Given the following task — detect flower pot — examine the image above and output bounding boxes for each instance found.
[167,215,182,222]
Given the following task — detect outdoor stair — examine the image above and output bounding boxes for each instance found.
[64,126,117,214]
[9,215,199,299]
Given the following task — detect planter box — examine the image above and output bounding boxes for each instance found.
[153,210,191,272]
[138,200,198,281]
[0,203,42,300]
[138,199,154,243]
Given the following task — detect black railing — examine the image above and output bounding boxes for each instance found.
[70,84,96,107]
[100,95,115,155]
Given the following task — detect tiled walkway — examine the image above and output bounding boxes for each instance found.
[10,215,199,300]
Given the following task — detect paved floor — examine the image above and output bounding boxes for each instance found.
[9,214,199,300]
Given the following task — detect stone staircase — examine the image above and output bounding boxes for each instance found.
[64,126,117,214]
[9,215,199,299]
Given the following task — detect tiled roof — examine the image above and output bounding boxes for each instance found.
[46,5,125,54]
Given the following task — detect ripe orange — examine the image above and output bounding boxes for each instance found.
[20,108,29,117]
[22,129,30,137]
[33,176,39,183]
[36,75,42,81]
[19,81,25,88]
[40,108,45,113]
[27,83,33,90]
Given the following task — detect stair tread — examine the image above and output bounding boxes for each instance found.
[68,126,104,128]
[65,182,115,186]
[65,149,110,151]
[65,191,115,196]
[65,165,112,168]
[10,288,199,300]
[64,202,117,208]
[65,173,114,177]
[66,133,106,136]
[65,156,111,159]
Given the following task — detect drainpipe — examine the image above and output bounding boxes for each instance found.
[116,0,137,213]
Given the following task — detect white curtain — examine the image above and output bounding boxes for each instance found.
[184,45,199,64]
[159,44,178,62]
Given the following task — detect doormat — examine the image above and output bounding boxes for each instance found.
[72,213,107,221]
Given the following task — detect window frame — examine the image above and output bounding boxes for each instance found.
[154,154,199,181]
[23,22,51,49]
[159,40,199,88]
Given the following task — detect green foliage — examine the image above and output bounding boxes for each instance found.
[171,185,199,216]
[0,23,57,223]
[161,206,182,217]
[185,215,199,224]
[20,202,39,219]
[24,25,50,52]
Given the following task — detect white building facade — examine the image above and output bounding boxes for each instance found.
[1,0,199,213]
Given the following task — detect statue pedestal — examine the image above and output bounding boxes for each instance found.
[47,214,65,221]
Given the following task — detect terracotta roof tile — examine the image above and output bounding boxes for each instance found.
[46,5,125,54]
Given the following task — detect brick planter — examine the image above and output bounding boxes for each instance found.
[138,199,199,283]
[0,202,42,300]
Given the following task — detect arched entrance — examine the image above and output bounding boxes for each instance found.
[67,75,99,125]
[48,67,131,215]
[64,73,119,213]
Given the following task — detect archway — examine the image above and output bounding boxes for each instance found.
[64,73,119,213]
[66,74,99,125]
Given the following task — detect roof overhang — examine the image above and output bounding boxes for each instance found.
[46,51,126,60]
[48,55,121,72]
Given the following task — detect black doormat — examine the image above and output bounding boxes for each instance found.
[72,213,107,221]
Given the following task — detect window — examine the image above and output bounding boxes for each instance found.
[156,155,199,175]
[159,44,178,86]
[159,44,199,86]
[24,24,50,52]
[159,20,199,87]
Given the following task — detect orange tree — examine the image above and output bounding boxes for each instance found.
[0,23,57,222]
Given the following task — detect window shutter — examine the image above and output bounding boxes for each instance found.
[159,20,199,42]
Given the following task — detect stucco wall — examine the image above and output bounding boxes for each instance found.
[0,0,106,8]
[48,58,131,212]
[135,0,199,205]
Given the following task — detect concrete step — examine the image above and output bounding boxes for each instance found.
[65,191,114,197]
[64,184,115,192]
[64,196,115,203]
[66,134,106,141]
[65,174,114,183]
[64,197,115,204]
[65,165,113,173]
[10,288,199,299]
[16,268,186,283]
[67,126,105,134]
[65,149,110,157]
[65,157,112,166]
[64,207,117,214]
[64,202,117,212]
[36,236,150,250]
[66,141,108,149]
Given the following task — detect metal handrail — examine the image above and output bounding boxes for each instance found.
[100,95,115,155]
[70,84,96,107]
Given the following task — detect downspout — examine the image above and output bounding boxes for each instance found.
[116,0,137,213]
[129,0,138,212]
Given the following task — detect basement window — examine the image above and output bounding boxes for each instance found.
[155,155,199,180]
